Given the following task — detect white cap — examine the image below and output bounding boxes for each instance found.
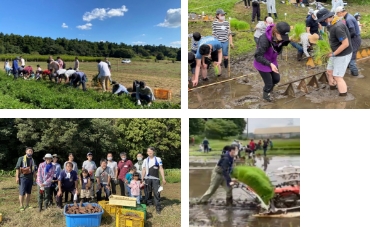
[335,6,345,13]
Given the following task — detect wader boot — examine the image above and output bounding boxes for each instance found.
[263,91,272,102]
[224,59,229,69]
[226,197,233,206]
[274,13,278,19]
[297,52,303,61]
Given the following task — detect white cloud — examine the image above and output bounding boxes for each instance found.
[83,5,128,22]
[77,23,92,30]
[157,8,181,28]
[141,34,145,36]
[170,41,181,47]
[133,41,146,45]
[62,23,68,28]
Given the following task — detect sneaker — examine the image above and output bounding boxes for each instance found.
[137,100,141,105]
[25,205,33,209]
[20,206,25,212]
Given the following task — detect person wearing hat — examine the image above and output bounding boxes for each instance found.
[212,9,234,72]
[36,154,56,212]
[12,57,20,79]
[112,81,129,96]
[117,152,133,196]
[192,36,223,86]
[253,22,291,102]
[331,0,344,12]
[56,162,79,208]
[15,147,37,211]
[290,32,319,61]
[306,8,320,36]
[82,152,97,201]
[335,6,362,78]
[266,0,278,19]
[188,32,202,54]
[316,8,352,96]
[354,13,362,33]
[49,154,61,206]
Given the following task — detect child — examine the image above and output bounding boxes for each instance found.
[188,32,201,54]
[129,173,144,204]
[354,13,362,33]
[80,170,91,203]
[125,167,136,197]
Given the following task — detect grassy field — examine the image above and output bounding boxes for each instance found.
[0,169,181,227]
[188,0,370,56]
[189,138,300,156]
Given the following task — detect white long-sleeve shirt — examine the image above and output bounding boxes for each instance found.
[97,61,111,77]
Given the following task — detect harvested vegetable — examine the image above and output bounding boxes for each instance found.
[66,203,101,214]
[231,166,274,204]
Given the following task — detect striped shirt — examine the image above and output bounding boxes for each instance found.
[188,33,199,52]
[212,20,231,42]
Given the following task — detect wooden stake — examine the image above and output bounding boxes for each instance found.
[188,75,248,92]
[228,39,231,78]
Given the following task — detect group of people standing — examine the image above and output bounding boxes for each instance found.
[15,147,166,214]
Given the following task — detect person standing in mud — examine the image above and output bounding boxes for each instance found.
[249,139,256,155]
[266,0,278,19]
[197,145,238,205]
[202,137,210,153]
[316,8,352,96]
[263,139,269,156]
[212,9,234,72]
[253,22,291,102]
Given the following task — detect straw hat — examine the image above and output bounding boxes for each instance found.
[308,33,319,44]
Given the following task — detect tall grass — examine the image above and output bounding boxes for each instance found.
[164,169,181,183]
[290,23,306,42]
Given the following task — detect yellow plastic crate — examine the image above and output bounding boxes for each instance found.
[109,195,137,207]
[99,200,121,217]
[154,88,172,100]
[116,209,144,227]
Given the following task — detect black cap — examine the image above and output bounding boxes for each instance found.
[316,8,335,23]
[188,52,195,64]
[193,32,201,41]
[276,22,291,42]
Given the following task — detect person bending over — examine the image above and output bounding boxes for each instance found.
[131,81,155,106]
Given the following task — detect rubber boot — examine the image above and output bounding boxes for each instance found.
[263,91,272,102]
[44,202,48,210]
[297,52,303,61]
[226,197,233,206]
[39,203,42,212]
[224,59,229,69]
[268,13,271,17]
[339,92,347,96]
[274,13,278,19]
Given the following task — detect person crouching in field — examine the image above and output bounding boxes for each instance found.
[36,154,55,212]
[112,81,129,96]
[48,59,60,82]
[56,162,79,209]
[80,169,91,203]
[56,69,67,83]
[131,81,155,106]
[23,66,33,79]
[70,71,87,91]
[63,68,76,83]
[35,65,42,80]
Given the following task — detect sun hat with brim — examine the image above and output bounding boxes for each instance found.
[316,8,335,23]
[43,153,53,160]
[52,154,59,158]
[308,33,319,44]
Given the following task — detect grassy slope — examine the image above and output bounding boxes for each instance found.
[188,0,370,56]
[189,138,300,156]
[0,170,181,227]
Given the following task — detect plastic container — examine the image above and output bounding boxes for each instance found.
[109,195,137,207]
[99,200,121,217]
[124,204,147,220]
[64,203,103,227]
[153,88,172,100]
[116,209,144,227]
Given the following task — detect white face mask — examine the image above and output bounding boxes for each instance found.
[122,157,126,161]
[137,157,143,161]
[107,157,112,161]
[219,16,225,21]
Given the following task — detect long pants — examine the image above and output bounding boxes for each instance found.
[13,72,19,79]
[99,76,110,91]
[131,93,151,102]
[290,41,304,53]
[110,179,117,195]
[252,6,260,21]
[199,167,232,202]
[96,183,111,201]
[349,35,362,76]
[56,188,76,208]
[243,0,251,6]
[73,81,87,91]
[258,70,280,93]
[38,186,51,208]
[126,184,132,197]
[50,184,57,204]
[144,178,161,211]
[203,145,209,153]
[263,147,267,156]
[119,179,127,196]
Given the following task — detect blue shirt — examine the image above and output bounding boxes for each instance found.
[12,59,19,74]
[58,170,78,190]
[344,13,360,36]
[71,71,87,84]
[113,84,128,94]
[195,36,222,59]
[125,172,133,184]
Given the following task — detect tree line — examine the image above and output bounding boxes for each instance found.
[0,118,181,170]
[190,118,246,139]
[0,33,181,60]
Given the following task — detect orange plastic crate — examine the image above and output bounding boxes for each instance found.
[154,88,172,100]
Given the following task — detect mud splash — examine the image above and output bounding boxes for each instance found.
[189,156,300,226]
[189,46,370,109]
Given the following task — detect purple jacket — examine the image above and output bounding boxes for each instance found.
[253,24,289,72]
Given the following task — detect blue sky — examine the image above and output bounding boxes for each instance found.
[0,0,181,47]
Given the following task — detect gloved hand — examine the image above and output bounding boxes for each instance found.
[320,30,324,35]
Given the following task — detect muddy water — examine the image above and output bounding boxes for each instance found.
[189,156,300,227]
[188,52,370,109]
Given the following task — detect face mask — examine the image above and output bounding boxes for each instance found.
[219,16,225,21]
[27,154,32,157]
[137,158,143,161]
[122,157,126,161]
[107,157,112,161]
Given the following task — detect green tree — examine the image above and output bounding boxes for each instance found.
[224,118,246,135]
[176,49,181,61]
[204,119,239,139]
[189,118,205,135]
[156,53,164,60]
